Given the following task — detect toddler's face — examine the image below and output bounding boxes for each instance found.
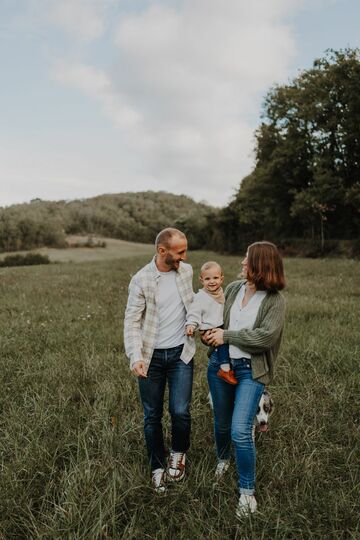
[200,266,224,292]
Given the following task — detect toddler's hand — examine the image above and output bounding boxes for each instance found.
[186,325,195,336]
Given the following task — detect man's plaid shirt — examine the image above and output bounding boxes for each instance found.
[124,257,194,372]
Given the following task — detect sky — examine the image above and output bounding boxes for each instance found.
[1,0,360,208]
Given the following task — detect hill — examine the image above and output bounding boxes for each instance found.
[0,236,155,264]
[0,191,217,253]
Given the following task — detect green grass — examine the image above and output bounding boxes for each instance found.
[0,253,359,539]
[0,236,154,264]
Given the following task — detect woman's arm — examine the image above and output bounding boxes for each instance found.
[206,280,245,348]
[223,295,285,353]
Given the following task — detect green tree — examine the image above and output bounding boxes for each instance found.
[226,48,360,245]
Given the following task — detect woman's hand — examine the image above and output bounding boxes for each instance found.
[207,328,224,347]
[200,329,212,345]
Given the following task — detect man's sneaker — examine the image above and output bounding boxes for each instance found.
[236,494,257,518]
[214,459,230,480]
[217,368,238,385]
[167,452,186,481]
[151,468,167,494]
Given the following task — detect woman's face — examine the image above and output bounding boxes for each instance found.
[241,251,249,278]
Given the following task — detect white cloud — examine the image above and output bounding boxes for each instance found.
[110,0,301,204]
[52,60,142,129]
[38,0,115,42]
[5,0,304,207]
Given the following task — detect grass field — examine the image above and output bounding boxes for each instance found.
[0,252,359,539]
[0,236,154,263]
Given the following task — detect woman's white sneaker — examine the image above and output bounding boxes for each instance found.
[236,494,257,517]
[214,459,230,480]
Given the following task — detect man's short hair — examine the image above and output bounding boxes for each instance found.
[155,228,186,249]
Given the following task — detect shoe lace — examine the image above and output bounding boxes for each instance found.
[152,468,164,484]
[169,452,184,469]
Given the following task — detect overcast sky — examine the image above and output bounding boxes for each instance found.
[1,0,360,208]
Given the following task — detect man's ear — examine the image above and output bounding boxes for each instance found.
[157,245,167,256]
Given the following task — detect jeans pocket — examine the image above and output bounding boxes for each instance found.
[232,359,251,372]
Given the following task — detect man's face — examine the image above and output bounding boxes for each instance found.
[160,235,188,270]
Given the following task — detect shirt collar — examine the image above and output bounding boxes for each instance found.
[150,255,182,279]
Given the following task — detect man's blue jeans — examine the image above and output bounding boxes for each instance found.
[138,345,193,471]
[207,352,264,494]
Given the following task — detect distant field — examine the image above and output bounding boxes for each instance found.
[0,235,154,263]
[0,253,359,539]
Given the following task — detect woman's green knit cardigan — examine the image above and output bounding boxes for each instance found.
[211,279,286,385]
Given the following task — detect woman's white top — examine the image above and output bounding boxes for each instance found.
[229,285,267,359]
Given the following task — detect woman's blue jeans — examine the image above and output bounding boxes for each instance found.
[138,345,193,471]
[207,352,264,495]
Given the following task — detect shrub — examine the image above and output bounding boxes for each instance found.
[66,237,107,248]
[0,253,51,267]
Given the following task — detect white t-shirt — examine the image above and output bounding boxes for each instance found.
[154,270,186,349]
[229,285,267,359]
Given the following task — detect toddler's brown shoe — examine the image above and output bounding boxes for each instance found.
[217,368,238,385]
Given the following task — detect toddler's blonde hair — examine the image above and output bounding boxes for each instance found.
[200,261,223,275]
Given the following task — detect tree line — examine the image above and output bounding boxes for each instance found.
[0,192,216,253]
[1,49,359,257]
[207,48,360,255]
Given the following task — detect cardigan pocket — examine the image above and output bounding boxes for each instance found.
[251,355,269,380]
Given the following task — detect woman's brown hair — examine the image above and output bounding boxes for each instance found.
[246,241,285,291]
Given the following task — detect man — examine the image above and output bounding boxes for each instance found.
[124,228,194,493]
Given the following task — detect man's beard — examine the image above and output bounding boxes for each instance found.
[165,254,179,270]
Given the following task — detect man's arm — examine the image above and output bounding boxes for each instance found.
[124,276,147,375]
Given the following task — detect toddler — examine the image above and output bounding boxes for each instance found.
[186,261,237,385]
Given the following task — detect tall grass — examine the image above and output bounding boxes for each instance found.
[0,253,359,539]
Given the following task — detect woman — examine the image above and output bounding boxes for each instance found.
[206,241,286,517]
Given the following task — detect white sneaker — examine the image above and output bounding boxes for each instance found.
[167,452,186,481]
[236,494,257,518]
[151,468,166,494]
[214,459,230,480]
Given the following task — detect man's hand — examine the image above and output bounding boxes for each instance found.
[186,324,196,336]
[132,361,147,378]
